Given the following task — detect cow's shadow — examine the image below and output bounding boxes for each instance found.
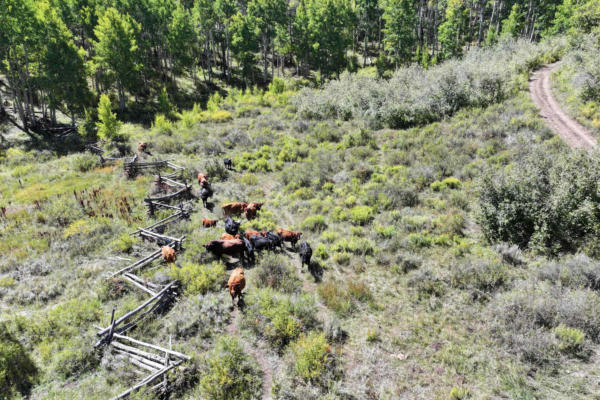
[307,261,323,282]
[205,201,215,212]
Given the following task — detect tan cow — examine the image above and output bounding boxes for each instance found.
[227,267,246,306]
[161,246,176,262]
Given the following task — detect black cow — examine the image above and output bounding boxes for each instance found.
[200,187,213,208]
[299,241,312,271]
[265,231,283,250]
[225,217,241,235]
[251,235,272,253]
[242,237,255,264]
[224,158,233,170]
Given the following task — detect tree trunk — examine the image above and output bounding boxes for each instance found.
[477,0,485,46]
[117,81,126,112]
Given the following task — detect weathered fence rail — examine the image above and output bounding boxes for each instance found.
[90,149,196,398]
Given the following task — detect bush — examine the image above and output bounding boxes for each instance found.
[477,150,600,254]
[294,37,567,128]
[254,254,301,294]
[199,336,262,400]
[0,322,37,399]
[292,332,332,383]
[115,233,136,253]
[554,324,586,356]
[244,288,317,350]
[152,114,174,135]
[349,205,374,225]
[430,177,461,191]
[300,215,328,232]
[318,279,372,315]
[96,94,121,140]
[169,262,225,295]
[71,153,98,172]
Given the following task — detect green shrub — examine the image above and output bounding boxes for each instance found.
[318,279,372,315]
[430,177,461,191]
[315,243,329,260]
[554,324,585,355]
[292,332,332,382]
[115,233,136,253]
[301,215,327,232]
[199,336,262,400]
[478,150,600,254]
[254,254,301,294]
[244,288,317,350]
[169,262,225,295]
[450,386,471,400]
[152,113,173,135]
[0,322,37,399]
[96,94,121,140]
[349,205,374,225]
[210,110,233,122]
[71,153,98,172]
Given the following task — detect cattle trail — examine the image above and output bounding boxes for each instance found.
[530,63,597,149]
[226,307,273,400]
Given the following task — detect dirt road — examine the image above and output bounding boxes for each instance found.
[529,63,597,149]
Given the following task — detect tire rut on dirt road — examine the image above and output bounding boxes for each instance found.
[530,62,597,149]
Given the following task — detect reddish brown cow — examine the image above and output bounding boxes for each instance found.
[222,202,248,216]
[161,246,177,262]
[244,229,266,239]
[138,142,148,152]
[227,267,246,306]
[197,173,210,188]
[202,218,218,228]
[221,233,240,240]
[244,202,263,220]
[276,228,303,248]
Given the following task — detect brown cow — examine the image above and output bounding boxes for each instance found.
[222,202,248,216]
[197,173,210,188]
[244,229,266,239]
[276,228,303,248]
[227,267,245,306]
[138,142,148,152]
[161,246,176,262]
[221,233,241,240]
[244,202,263,220]
[204,239,246,260]
[202,218,218,228]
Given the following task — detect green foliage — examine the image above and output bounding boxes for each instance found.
[114,233,136,253]
[450,386,471,400]
[152,114,174,135]
[501,4,525,39]
[169,262,225,295]
[292,332,331,382]
[157,87,175,117]
[554,324,585,355]
[318,279,373,315]
[349,205,374,225]
[96,94,121,140]
[478,151,600,254]
[300,215,327,231]
[70,153,98,172]
[382,0,416,64]
[245,288,316,349]
[430,177,461,191]
[254,254,302,294]
[0,322,37,399]
[199,336,262,400]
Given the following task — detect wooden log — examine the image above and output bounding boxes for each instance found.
[144,186,191,203]
[112,341,166,367]
[96,282,176,337]
[112,333,190,360]
[115,352,158,373]
[138,228,181,245]
[122,275,157,296]
[130,211,183,235]
[110,359,184,400]
[107,242,176,278]
[155,176,186,188]
[123,273,160,290]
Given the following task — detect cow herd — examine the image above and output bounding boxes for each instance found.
[196,160,314,306]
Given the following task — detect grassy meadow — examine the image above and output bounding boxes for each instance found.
[3,38,600,400]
